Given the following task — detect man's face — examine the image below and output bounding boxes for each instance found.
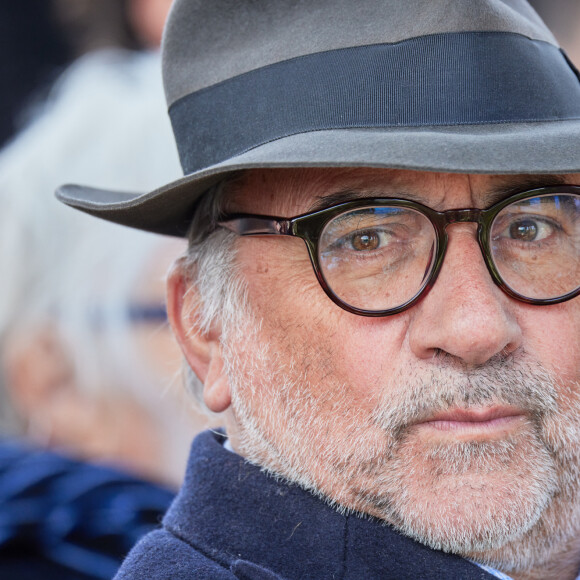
[205,168,580,570]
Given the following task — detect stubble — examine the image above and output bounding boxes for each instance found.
[222,312,580,573]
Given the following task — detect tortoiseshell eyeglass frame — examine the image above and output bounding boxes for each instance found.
[218,185,580,317]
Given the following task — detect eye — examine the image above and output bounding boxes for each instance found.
[347,229,391,251]
[505,217,554,242]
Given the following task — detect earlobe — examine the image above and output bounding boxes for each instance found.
[2,328,76,445]
[203,344,231,412]
[3,329,74,420]
[166,258,232,413]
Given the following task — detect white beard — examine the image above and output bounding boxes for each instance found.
[221,312,580,573]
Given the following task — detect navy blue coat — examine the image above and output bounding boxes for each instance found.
[115,430,495,579]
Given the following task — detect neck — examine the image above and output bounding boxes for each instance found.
[510,560,578,580]
[504,537,580,580]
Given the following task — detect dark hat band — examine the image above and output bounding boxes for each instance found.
[169,31,580,175]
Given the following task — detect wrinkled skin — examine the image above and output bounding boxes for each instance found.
[169,168,580,580]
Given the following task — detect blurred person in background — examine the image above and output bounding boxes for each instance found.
[529,0,580,64]
[0,0,197,485]
[0,0,208,577]
[52,0,173,53]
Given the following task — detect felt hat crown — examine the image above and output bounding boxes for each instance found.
[57,0,580,237]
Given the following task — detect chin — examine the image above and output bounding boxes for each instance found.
[373,431,579,571]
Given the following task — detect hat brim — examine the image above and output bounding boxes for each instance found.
[57,121,580,237]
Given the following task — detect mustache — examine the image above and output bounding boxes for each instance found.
[371,353,559,438]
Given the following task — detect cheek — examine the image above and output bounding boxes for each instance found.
[237,238,411,401]
[238,237,328,319]
[519,301,580,383]
[329,315,412,396]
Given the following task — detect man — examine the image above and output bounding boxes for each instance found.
[57,0,580,578]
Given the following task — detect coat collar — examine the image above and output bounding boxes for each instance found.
[163,430,494,579]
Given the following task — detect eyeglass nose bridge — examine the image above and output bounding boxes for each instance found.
[435,207,490,274]
[425,206,494,301]
[441,207,483,227]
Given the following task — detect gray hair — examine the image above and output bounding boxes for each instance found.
[180,176,250,408]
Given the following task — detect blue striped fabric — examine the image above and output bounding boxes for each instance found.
[0,440,175,579]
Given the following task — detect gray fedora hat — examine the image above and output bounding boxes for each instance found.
[57,0,580,237]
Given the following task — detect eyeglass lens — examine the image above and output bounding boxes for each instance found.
[319,206,437,311]
[490,194,580,300]
[318,194,580,312]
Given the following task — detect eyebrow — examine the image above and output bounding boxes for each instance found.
[309,174,569,212]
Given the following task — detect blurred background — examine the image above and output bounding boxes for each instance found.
[0,1,207,578]
[530,0,580,65]
[0,0,202,480]
[0,0,577,578]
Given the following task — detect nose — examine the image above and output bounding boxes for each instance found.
[408,225,522,366]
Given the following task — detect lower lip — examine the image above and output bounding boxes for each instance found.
[417,415,525,435]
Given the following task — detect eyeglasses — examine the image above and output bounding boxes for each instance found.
[219,186,580,317]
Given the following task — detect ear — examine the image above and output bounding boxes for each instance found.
[166,258,231,413]
[2,328,75,440]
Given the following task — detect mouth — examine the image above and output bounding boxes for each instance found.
[412,406,527,438]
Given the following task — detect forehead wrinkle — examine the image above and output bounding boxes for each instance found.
[232,169,578,216]
[305,168,452,212]
[309,188,426,212]
[311,173,575,213]
[474,174,569,209]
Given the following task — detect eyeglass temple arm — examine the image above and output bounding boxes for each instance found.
[218,215,293,236]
